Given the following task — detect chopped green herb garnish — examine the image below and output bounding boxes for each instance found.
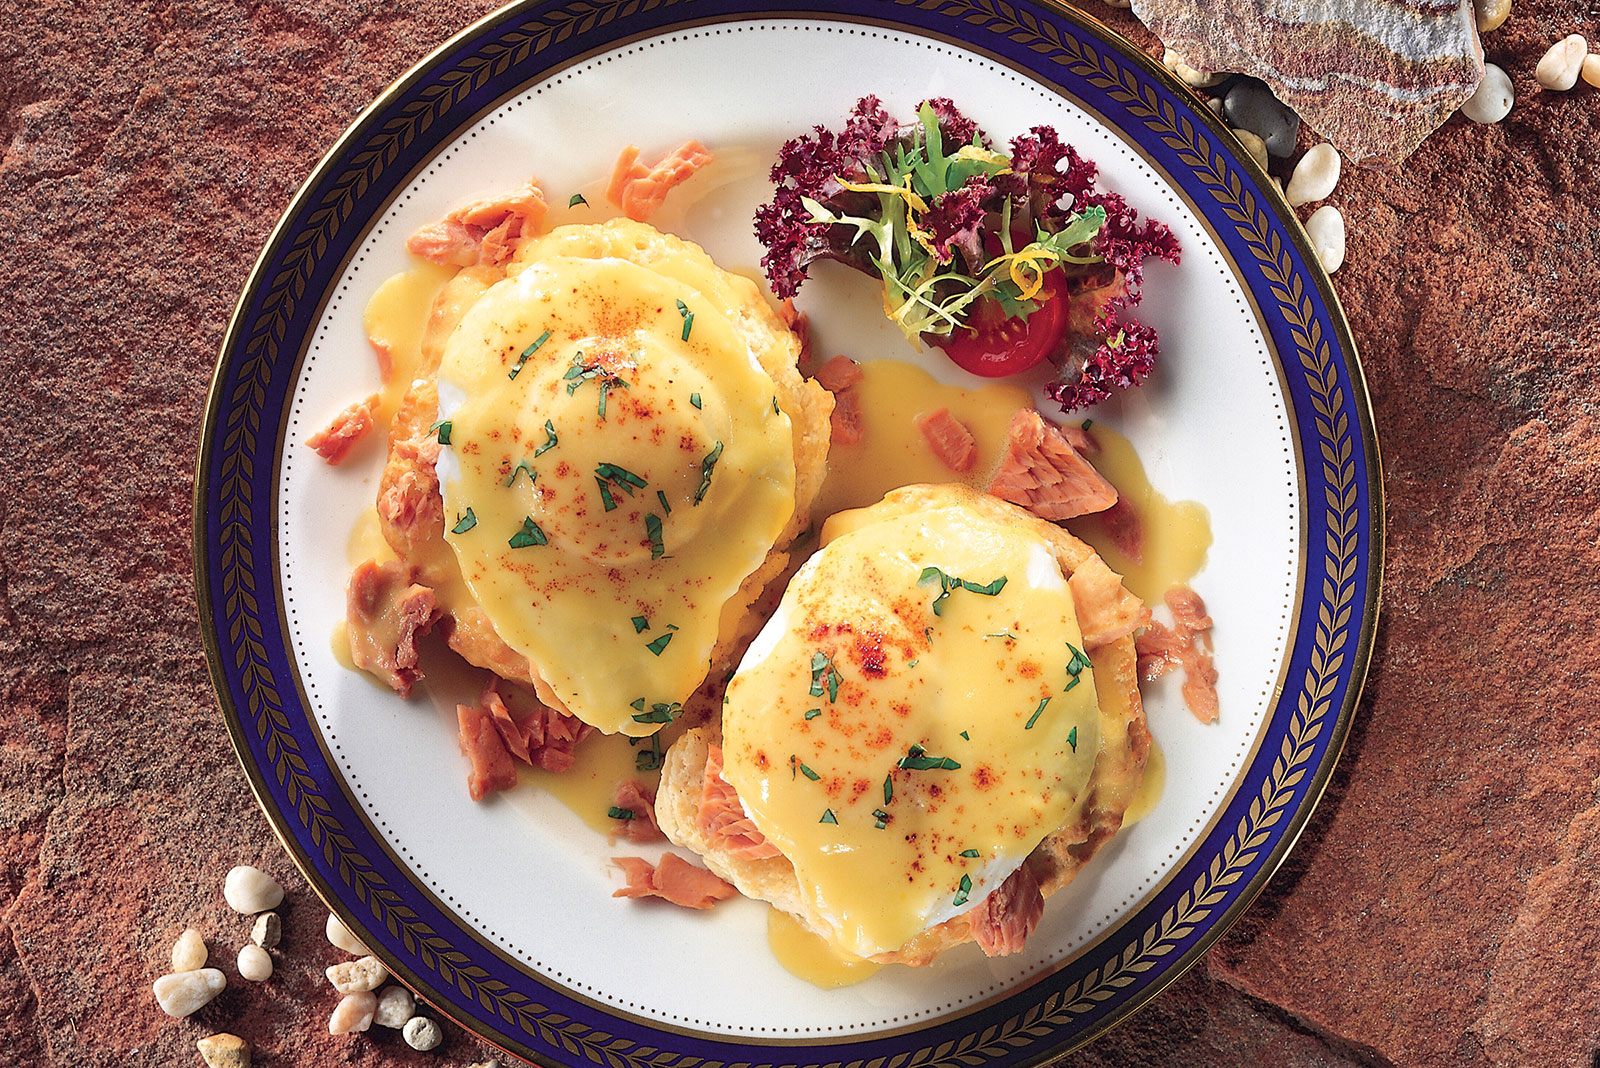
[1081,418,1094,430]
[872,809,889,829]
[907,658,919,668]
[595,463,647,512]
[630,698,646,711]
[820,808,838,825]
[644,625,677,656]
[646,513,665,560]
[631,700,682,724]
[534,419,558,457]
[596,479,617,512]
[917,566,1008,616]
[504,459,536,487]
[690,392,702,409]
[1064,642,1091,693]
[804,708,822,720]
[656,489,672,515]
[1067,726,1079,752]
[952,873,973,907]
[694,441,724,505]
[898,744,961,771]
[676,299,694,341]
[883,775,894,805]
[564,353,629,417]
[809,651,841,703]
[607,806,634,821]
[959,730,970,740]
[430,419,453,445]
[772,396,780,415]
[450,508,477,534]
[633,733,663,772]
[631,615,650,633]
[985,631,1018,641]
[509,329,552,379]
[509,517,547,548]
[1025,696,1050,730]
[960,848,980,858]
[797,761,821,781]
[569,193,588,208]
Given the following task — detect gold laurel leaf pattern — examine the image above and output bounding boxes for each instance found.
[211,2,1363,1064]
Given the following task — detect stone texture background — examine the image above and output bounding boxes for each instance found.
[1,2,1596,1066]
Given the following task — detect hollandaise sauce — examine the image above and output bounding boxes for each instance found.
[722,487,1102,959]
[766,907,882,988]
[433,223,799,737]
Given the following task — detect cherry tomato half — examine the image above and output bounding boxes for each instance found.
[932,270,1071,378]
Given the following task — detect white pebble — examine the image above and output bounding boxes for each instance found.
[1583,53,1600,89]
[467,1061,501,1068]
[403,1015,443,1051]
[222,866,283,914]
[1162,48,1226,88]
[1536,34,1588,90]
[1461,63,1515,123]
[249,912,280,949]
[170,928,208,973]
[1286,143,1342,206]
[328,990,378,1035]
[1206,96,1225,117]
[153,968,226,1018]
[237,943,273,982]
[1305,205,1346,273]
[196,1032,252,1068]
[1231,128,1269,170]
[325,912,370,956]
[373,985,416,1029]
[326,954,389,994]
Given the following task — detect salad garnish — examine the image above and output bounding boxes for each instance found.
[754,96,1180,409]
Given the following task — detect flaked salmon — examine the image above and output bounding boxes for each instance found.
[606,141,714,223]
[612,779,665,843]
[970,861,1044,957]
[406,179,549,268]
[988,409,1117,520]
[611,853,737,909]
[345,560,437,697]
[455,702,518,801]
[1136,585,1219,723]
[307,393,380,464]
[915,407,977,473]
[698,745,782,860]
[481,679,592,774]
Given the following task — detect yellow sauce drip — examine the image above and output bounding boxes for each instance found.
[523,731,651,836]
[1067,427,1211,604]
[813,359,1032,519]
[363,258,458,425]
[346,508,396,568]
[766,907,882,989]
[330,620,355,671]
[1121,738,1165,827]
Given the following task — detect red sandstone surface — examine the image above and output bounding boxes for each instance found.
[1,2,1597,1067]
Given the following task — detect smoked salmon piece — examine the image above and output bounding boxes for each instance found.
[456,702,518,801]
[915,407,977,473]
[606,141,714,223]
[988,409,1118,521]
[612,779,665,844]
[813,354,864,393]
[830,387,864,446]
[698,745,782,860]
[1136,585,1219,723]
[406,178,549,268]
[345,560,438,697]
[307,393,381,464]
[480,680,593,774]
[612,853,737,909]
[970,862,1045,957]
[1067,554,1151,649]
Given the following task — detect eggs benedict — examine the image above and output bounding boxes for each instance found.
[655,483,1150,964]
[370,218,832,736]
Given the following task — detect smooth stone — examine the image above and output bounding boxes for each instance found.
[373,985,416,1029]
[328,991,378,1035]
[1583,53,1600,89]
[403,1015,443,1051]
[222,866,283,914]
[1475,0,1511,32]
[236,943,273,982]
[196,1033,251,1068]
[170,928,208,973]
[326,954,388,994]
[249,911,280,949]
[1286,143,1342,206]
[1536,35,1588,91]
[1462,64,1515,124]
[1163,48,1226,88]
[1306,205,1346,273]
[1223,79,1301,157]
[325,912,370,956]
[153,968,226,1018]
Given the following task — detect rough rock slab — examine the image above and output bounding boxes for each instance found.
[0,1,1597,1067]
[1132,0,1486,164]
